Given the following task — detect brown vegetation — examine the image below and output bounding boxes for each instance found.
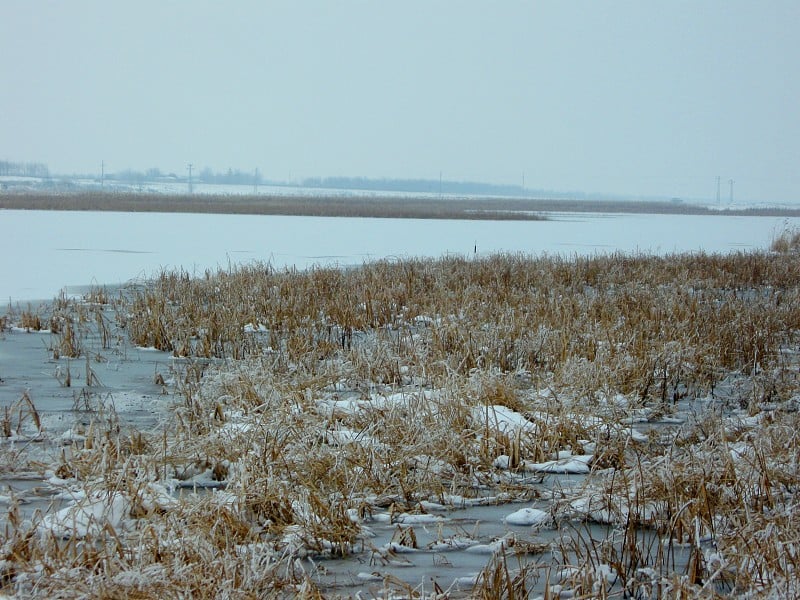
[771,226,800,253]
[2,251,800,598]
[3,190,800,219]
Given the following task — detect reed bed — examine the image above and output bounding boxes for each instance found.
[1,251,800,598]
[5,191,800,218]
[771,226,800,253]
[0,192,546,221]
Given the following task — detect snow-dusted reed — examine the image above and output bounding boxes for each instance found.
[2,251,800,598]
[2,208,798,302]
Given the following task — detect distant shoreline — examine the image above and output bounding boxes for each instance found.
[2,191,800,219]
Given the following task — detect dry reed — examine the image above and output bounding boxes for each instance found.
[1,250,799,598]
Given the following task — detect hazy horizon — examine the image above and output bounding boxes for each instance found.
[2,1,799,203]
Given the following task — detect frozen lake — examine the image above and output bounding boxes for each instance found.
[2,209,796,303]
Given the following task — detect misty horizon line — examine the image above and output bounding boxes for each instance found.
[1,158,750,205]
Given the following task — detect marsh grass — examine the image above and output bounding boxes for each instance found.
[119,252,800,391]
[2,251,800,598]
[771,225,800,253]
[5,191,800,218]
[19,307,44,332]
[473,553,537,599]
[0,191,548,221]
[1,392,42,439]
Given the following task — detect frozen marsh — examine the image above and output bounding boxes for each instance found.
[1,212,800,598]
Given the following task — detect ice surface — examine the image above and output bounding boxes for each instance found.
[2,209,796,302]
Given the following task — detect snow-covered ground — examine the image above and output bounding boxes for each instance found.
[3,177,494,200]
[2,209,796,303]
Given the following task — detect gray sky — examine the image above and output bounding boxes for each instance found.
[2,1,799,202]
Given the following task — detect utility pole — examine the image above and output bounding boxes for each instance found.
[101,160,105,189]
[254,168,259,194]
[716,175,720,205]
[188,163,193,194]
[728,179,734,204]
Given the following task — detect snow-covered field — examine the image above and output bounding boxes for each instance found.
[1,176,495,201]
[2,208,796,303]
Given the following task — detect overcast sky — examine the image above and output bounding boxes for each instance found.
[2,1,798,202]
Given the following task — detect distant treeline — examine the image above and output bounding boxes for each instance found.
[0,159,610,200]
[199,167,261,185]
[300,176,528,197]
[101,167,261,186]
[297,176,614,200]
[0,160,50,178]
[105,169,564,198]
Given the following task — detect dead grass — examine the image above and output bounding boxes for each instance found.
[1,391,42,439]
[556,408,800,598]
[0,191,547,221]
[771,225,800,253]
[118,252,800,395]
[4,191,800,218]
[2,251,800,598]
